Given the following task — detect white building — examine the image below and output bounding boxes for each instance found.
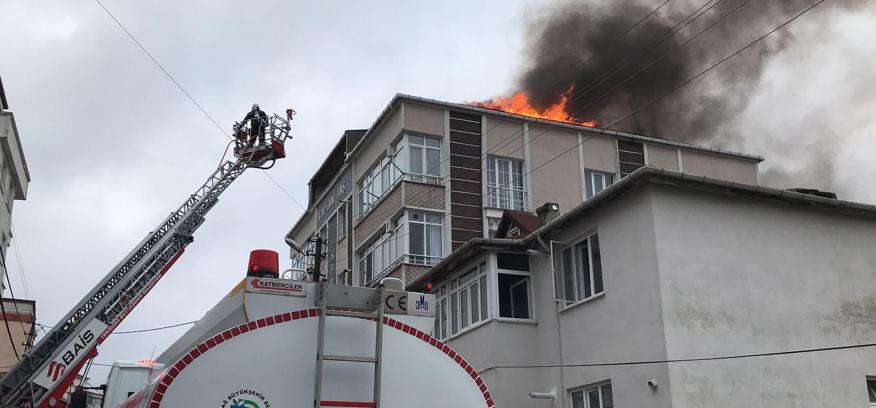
[408,168,876,408]
[0,75,31,296]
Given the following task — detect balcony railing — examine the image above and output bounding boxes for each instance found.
[364,253,442,287]
[486,187,528,211]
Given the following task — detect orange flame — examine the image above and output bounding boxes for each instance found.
[469,89,597,127]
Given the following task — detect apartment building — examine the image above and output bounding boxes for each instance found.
[0,298,35,377]
[286,94,762,288]
[0,76,31,296]
[406,168,876,408]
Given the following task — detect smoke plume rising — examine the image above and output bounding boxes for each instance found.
[514,0,870,194]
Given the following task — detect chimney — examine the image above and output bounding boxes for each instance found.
[536,202,560,226]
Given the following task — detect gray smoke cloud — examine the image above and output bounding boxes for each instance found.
[516,0,871,193]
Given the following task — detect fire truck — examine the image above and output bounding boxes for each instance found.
[0,109,493,408]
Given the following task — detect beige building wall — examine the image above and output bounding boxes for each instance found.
[354,108,403,182]
[529,125,583,212]
[290,210,315,249]
[682,149,758,184]
[646,144,680,171]
[483,117,525,160]
[402,102,444,137]
[580,131,617,173]
[0,300,34,375]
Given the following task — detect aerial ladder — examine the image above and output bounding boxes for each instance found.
[0,108,296,407]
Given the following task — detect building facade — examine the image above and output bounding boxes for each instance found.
[407,169,876,408]
[286,94,762,289]
[0,298,35,377]
[0,76,31,296]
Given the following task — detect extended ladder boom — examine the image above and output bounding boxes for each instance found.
[0,110,293,407]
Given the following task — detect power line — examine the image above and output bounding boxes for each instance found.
[36,320,196,336]
[93,0,307,212]
[491,341,876,369]
[9,221,30,298]
[435,0,827,203]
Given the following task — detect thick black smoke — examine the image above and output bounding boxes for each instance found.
[518,0,860,144]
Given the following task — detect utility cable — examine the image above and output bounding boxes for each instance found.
[9,221,30,298]
[491,341,876,369]
[36,320,196,336]
[93,0,307,212]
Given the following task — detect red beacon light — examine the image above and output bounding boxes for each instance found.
[424,282,434,292]
[247,249,279,279]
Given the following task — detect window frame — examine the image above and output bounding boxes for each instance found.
[495,253,534,321]
[569,381,613,408]
[551,231,605,307]
[405,210,443,267]
[398,134,442,184]
[486,155,527,211]
[433,259,490,340]
[584,169,615,199]
[867,376,876,406]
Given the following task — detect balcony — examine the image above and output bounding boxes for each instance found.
[354,175,445,243]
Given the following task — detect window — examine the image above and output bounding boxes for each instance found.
[553,233,604,304]
[359,156,402,215]
[585,169,614,199]
[337,205,347,239]
[358,226,403,286]
[486,156,526,210]
[398,134,441,184]
[571,383,613,408]
[497,253,531,319]
[617,140,645,178]
[498,274,530,319]
[867,377,876,405]
[407,211,442,266]
[434,261,488,340]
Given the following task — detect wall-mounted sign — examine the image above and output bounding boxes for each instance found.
[316,168,352,226]
[246,277,306,297]
[382,291,436,317]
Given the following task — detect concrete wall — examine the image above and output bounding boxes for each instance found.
[354,108,403,183]
[484,117,525,160]
[650,184,876,408]
[529,125,583,213]
[402,102,444,137]
[544,186,673,408]
[680,149,758,184]
[647,144,680,171]
[580,131,617,174]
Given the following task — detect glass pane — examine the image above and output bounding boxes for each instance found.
[451,294,458,334]
[427,224,442,259]
[588,389,600,408]
[577,241,592,298]
[510,278,530,319]
[426,148,441,177]
[571,391,585,408]
[440,300,447,339]
[480,275,488,320]
[562,247,575,302]
[460,288,469,329]
[410,146,423,175]
[601,385,613,408]
[425,137,441,148]
[410,223,424,256]
[459,268,476,284]
[408,134,424,146]
[593,173,604,195]
[592,234,603,294]
[585,170,594,199]
[426,213,442,224]
[470,282,479,323]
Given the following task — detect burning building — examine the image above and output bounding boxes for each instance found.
[285,91,876,407]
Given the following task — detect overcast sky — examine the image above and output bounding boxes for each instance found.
[1,0,874,384]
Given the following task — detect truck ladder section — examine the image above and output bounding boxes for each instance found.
[0,111,292,407]
[313,283,385,408]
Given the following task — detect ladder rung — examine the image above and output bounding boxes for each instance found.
[320,401,376,407]
[325,309,376,319]
[322,354,377,363]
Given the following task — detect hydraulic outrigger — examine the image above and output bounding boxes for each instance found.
[0,108,295,407]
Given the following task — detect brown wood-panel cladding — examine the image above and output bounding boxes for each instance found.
[449,111,484,247]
